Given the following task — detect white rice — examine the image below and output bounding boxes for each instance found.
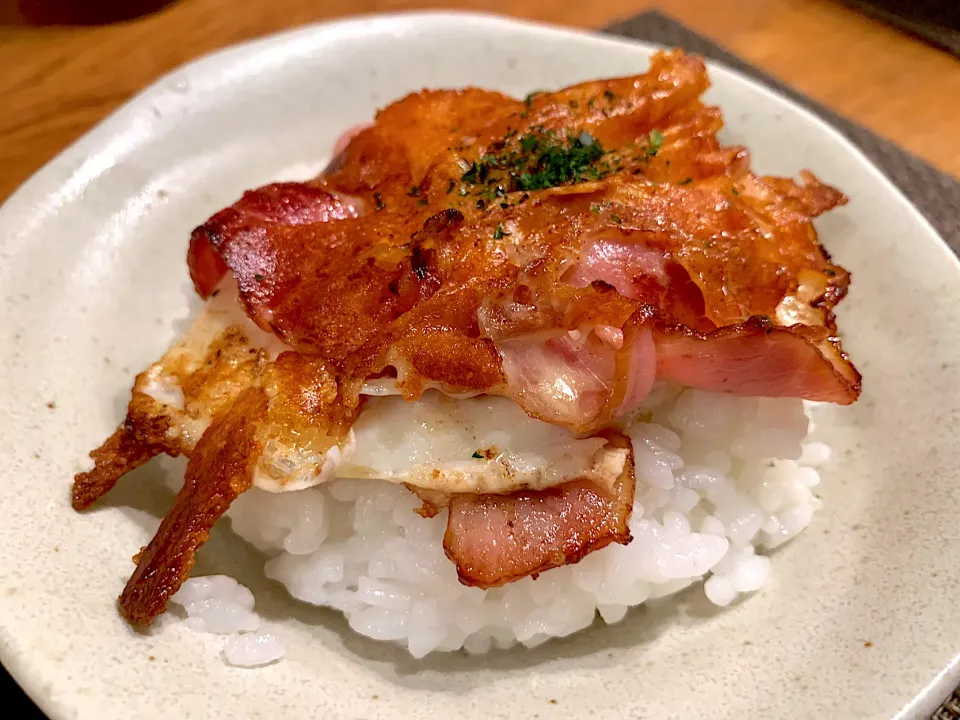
[182,385,828,661]
[169,575,286,667]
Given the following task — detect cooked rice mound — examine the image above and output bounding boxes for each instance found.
[210,387,826,658]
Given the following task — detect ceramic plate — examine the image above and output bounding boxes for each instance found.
[1,12,958,720]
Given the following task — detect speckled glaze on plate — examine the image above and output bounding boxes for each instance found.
[1,12,958,720]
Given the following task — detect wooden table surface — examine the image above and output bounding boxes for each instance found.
[1,0,958,203]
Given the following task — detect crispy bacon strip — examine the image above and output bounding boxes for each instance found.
[187,169,857,431]
[118,387,267,625]
[189,182,360,299]
[438,431,635,588]
[654,316,861,404]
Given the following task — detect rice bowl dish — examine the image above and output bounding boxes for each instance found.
[70,48,861,664]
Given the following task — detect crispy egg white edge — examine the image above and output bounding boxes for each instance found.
[136,283,629,495]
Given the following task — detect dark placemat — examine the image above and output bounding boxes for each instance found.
[605,12,960,720]
[3,9,959,720]
[842,0,960,58]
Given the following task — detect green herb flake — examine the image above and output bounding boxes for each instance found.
[472,451,483,459]
[646,129,664,157]
[408,185,421,197]
[254,273,265,281]
[569,99,579,109]
[373,192,386,211]
[590,204,601,214]
[731,187,740,196]
[461,162,479,184]
[453,126,616,196]
[587,97,596,109]
[603,89,617,102]
[678,177,693,185]
[493,223,508,240]
[611,214,623,225]
[418,198,428,207]
[524,91,541,107]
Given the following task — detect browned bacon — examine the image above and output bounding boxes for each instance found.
[185,58,858,430]
[434,430,636,588]
[654,316,860,404]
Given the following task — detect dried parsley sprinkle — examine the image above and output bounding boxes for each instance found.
[461,126,613,196]
[472,451,483,459]
[524,91,540,107]
[254,273,265,281]
[603,89,617,102]
[611,213,623,225]
[732,187,740,196]
[646,129,664,157]
[408,185,421,197]
[373,192,386,210]
[678,177,693,185]
[460,163,479,183]
[569,99,579,109]
[418,198,428,207]
[591,204,601,213]
[493,223,508,239]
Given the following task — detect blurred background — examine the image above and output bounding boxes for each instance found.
[0,0,958,206]
[0,0,958,207]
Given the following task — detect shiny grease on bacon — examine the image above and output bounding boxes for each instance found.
[188,55,857,430]
[74,49,861,624]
